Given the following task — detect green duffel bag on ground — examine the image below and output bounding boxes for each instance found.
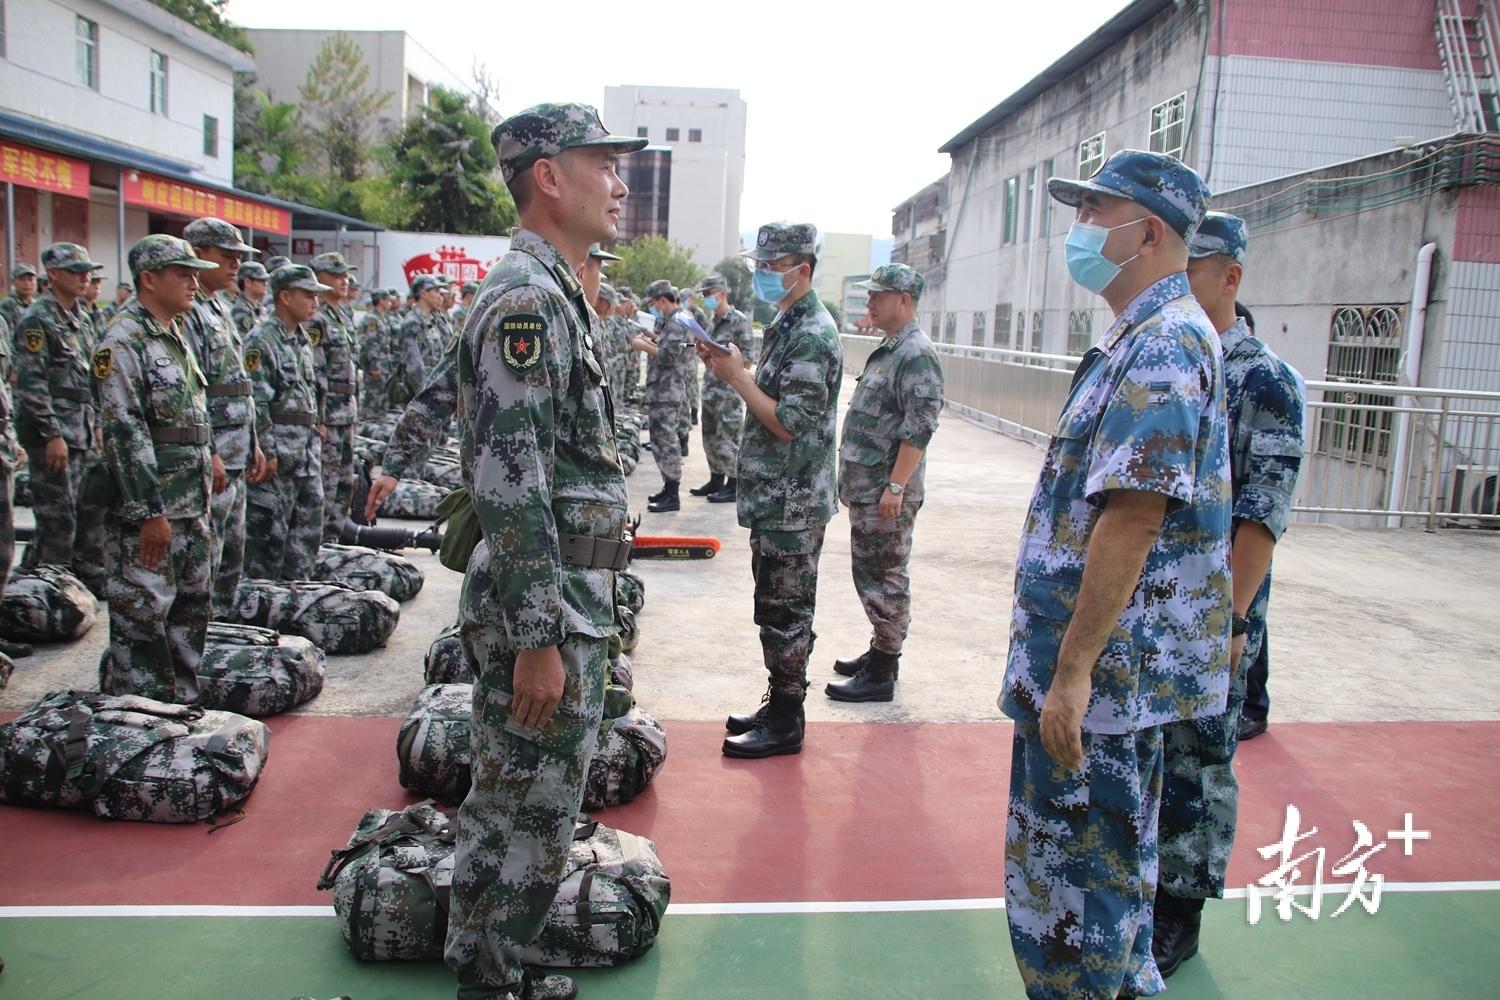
[616,571,645,614]
[317,802,669,967]
[582,705,668,813]
[421,452,463,491]
[314,543,425,602]
[232,580,400,655]
[197,622,326,717]
[424,623,472,685]
[380,479,445,520]
[395,683,471,803]
[0,649,13,689]
[0,690,270,823]
[0,564,97,642]
[13,464,31,507]
[617,605,638,654]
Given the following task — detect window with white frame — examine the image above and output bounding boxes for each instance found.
[1077,132,1104,178]
[203,115,219,157]
[1319,305,1403,461]
[1002,176,1019,245]
[1015,311,1026,353]
[1067,309,1093,356]
[76,16,98,89]
[1030,311,1044,354]
[1023,167,1036,242]
[944,312,957,343]
[972,311,986,344]
[994,303,1011,348]
[150,50,168,115]
[1040,157,1055,236]
[1149,93,1187,158]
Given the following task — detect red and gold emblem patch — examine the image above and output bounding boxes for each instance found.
[500,313,545,378]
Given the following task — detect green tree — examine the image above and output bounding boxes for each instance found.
[612,236,703,298]
[299,34,392,190]
[385,87,515,235]
[233,84,323,205]
[148,0,251,53]
[713,255,753,312]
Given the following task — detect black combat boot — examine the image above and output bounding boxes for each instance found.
[825,650,899,702]
[1151,892,1204,978]
[690,473,724,497]
[725,689,771,736]
[518,968,577,1000]
[722,689,804,758]
[707,477,737,503]
[832,646,876,677]
[647,479,680,513]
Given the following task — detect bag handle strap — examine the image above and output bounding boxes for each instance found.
[316,801,450,890]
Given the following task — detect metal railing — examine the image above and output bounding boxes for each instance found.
[842,335,1500,529]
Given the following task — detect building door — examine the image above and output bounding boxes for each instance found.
[4,186,40,271]
[51,194,89,247]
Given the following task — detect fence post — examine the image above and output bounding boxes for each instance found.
[1427,396,1449,532]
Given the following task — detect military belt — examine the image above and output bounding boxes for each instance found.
[52,386,90,403]
[559,532,632,571]
[206,382,253,398]
[328,379,357,394]
[151,425,210,445]
[271,410,317,427]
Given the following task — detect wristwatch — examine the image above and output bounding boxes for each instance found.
[1232,613,1250,637]
[886,482,905,496]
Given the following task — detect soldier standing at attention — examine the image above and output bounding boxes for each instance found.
[182,218,267,618]
[454,280,479,331]
[82,273,108,331]
[357,288,393,420]
[689,272,754,504]
[93,235,216,703]
[363,330,461,519]
[0,263,39,332]
[1153,211,1305,977]
[0,309,28,664]
[998,151,1229,1000]
[232,262,268,336]
[12,244,103,571]
[826,263,944,703]
[392,275,447,407]
[631,279,693,512]
[306,252,360,541]
[103,282,133,323]
[242,266,326,581]
[702,221,842,759]
[444,102,644,1000]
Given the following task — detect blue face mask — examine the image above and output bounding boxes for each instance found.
[753,268,792,303]
[648,306,662,319]
[702,293,720,312]
[1064,217,1145,294]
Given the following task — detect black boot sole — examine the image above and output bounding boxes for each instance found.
[1155,939,1199,979]
[824,680,896,703]
[647,500,680,513]
[721,736,803,758]
[706,492,736,503]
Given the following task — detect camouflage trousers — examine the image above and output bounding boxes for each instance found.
[359,376,388,422]
[685,366,700,424]
[699,384,743,476]
[245,472,324,581]
[73,459,109,598]
[20,445,84,569]
[749,524,827,697]
[445,626,607,996]
[1158,630,1254,899]
[847,500,922,655]
[1005,722,1166,1000]
[210,470,247,619]
[0,462,13,599]
[321,423,356,542]
[647,398,684,482]
[98,513,212,704]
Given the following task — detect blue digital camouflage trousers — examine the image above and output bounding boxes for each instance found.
[445,626,607,997]
[1006,721,1165,999]
[1158,632,1254,899]
[749,524,826,698]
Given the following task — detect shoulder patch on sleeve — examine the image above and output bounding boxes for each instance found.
[499,313,545,378]
[306,325,321,348]
[92,348,112,380]
[244,347,261,372]
[24,328,44,353]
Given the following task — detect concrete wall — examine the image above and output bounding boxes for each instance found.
[815,233,873,312]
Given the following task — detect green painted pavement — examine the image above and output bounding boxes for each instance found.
[1,892,1497,998]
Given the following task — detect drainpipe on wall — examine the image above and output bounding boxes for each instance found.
[1385,241,1438,528]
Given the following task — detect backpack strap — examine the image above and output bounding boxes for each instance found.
[316,801,449,890]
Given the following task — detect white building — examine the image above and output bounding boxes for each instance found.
[603,85,746,268]
[814,232,873,318]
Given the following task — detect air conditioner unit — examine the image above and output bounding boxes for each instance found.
[1450,465,1500,516]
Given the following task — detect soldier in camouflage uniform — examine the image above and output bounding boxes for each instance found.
[689,272,754,503]
[306,252,361,541]
[363,335,460,520]
[93,235,217,703]
[391,275,448,408]
[631,279,694,512]
[102,281,133,324]
[444,102,645,1000]
[0,263,38,332]
[999,151,1230,1000]
[826,264,944,703]
[1153,212,1305,977]
[704,222,842,759]
[232,261,268,336]
[12,244,103,572]
[0,310,28,664]
[453,279,479,331]
[357,288,393,420]
[183,218,267,618]
[243,266,327,581]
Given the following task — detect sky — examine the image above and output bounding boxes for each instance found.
[225,0,1131,239]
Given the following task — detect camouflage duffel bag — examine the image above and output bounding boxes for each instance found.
[0,650,13,689]
[583,704,668,812]
[13,465,30,507]
[424,623,472,685]
[379,479,445,520]
[0,690,270,823]
[354,434,387,470]
[617,605,639,654]
[616,570,645,614]
[396,683,471,803]
[619,449,637,476]
[233,580,400,655]
[318,802,670,967]
[197,622,326,717]
[0,564,97,642]
[421,453,463,491]
[314,543,425,602]
[608,650,633,691]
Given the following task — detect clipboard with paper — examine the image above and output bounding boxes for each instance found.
[675,310,732,353]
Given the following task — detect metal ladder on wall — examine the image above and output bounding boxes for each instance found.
[1436,0,1500,133]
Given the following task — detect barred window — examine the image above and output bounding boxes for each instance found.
[944,312,958,343]
[149,50,168,115]
[994,303,1011,348]
[1077,132,1104,178]
[1067,309,1093,356]
[1002,176,1019,244]
[1319,305,1403,462]
[1149,93,1187,158]
[972,311,986,344]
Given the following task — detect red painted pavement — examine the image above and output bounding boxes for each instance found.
[1,717,1496,907]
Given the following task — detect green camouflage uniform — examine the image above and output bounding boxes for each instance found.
[643,284,693,482]
[92,238,216,703]
[306,269,359,542]
[838,276,943,655]
[0,291,34,334]
[382,335,459,482]
[231,291,262,337]
[700,304,755,476]
[393,305,448,406]
[445,100,644,1000]
[357,307,393,421]
[737,224,843,697]
[243,275,326,581]
[0,315,17,649]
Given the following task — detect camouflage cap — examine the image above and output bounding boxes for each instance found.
[461,280,480,294]
[367,288,388,303]
[41,242,105,273]
[588,243,623,262]
[1187,211,1248,264]
[308,251,352,275]
[264,255,291,272]
[697,273,729,293]
[127,235,218,278]
[615,285,634,298]
[490,102,648,182]
[10,263,38,279]
[237,261,270,282]
[742,222,819,261]
[182,217,259,255]
[1047,149,1210,242]
[644,279,677,301]
[597,282,619,304]
[410,274,443,296]
[347,273,362,288]
[851,263,925,301]
[270,264,332,294]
